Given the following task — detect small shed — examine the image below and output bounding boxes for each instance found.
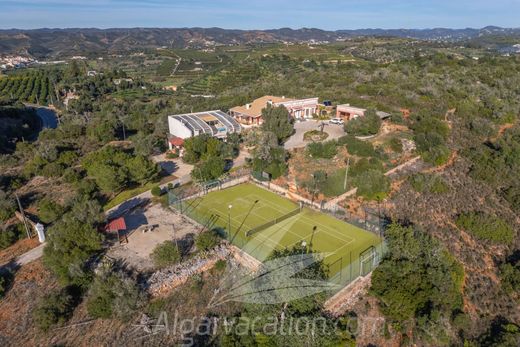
[105,217,127,243]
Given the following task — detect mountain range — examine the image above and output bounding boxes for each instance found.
[1,26,519,58]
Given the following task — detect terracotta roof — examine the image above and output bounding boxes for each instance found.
[169,137,184,146]
[230,95,295,118]
[105,217,126,232]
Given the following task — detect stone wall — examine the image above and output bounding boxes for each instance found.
[147,242,262,298]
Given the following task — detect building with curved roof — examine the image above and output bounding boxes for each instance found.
[167,110,241,149]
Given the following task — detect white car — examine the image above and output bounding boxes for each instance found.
[329,118,344,125]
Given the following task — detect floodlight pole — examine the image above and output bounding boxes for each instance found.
[310,226,317,248]
[228,204,233,235]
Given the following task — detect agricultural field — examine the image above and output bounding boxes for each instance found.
[0,70,56,105]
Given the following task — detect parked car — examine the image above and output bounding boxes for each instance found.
[329,118,344,125]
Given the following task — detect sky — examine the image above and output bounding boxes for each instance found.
[0,0,518,30]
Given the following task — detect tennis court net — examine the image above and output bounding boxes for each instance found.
[245,207,302,237]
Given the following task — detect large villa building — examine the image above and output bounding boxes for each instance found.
[229,95,319,125]
[167,110,241,150]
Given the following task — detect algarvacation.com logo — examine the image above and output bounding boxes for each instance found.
[130,251,388,345]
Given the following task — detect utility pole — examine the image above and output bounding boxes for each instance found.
[343,157,350,191]
[121,119,126,140]
[15,193,32,239]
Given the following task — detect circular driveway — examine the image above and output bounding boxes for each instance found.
[284,120,345,149]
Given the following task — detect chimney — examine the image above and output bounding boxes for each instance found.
[267,99,273,106]
[246,103,251,110]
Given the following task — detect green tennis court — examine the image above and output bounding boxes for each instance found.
[181,183,383,283]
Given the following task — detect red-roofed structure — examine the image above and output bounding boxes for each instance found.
[105,217,126,232]
[168,137,184,147]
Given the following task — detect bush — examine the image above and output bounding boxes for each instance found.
[303,130,329,141]
[338,135,376,157]
[41,162,65,178]
[43,214,103,287]
[38,198,64,224]
[166,151,179,159]
[349,157,384,177]
[151,241,181,268]
[500,261,520,294]
[388,137,403,153]
[307,141,337,159]
[0,274,6,299]
[195,230,220,251]
[353,169,390,201]
[422,144,451,166]
[344,110,381,136]
[0,224,24,249]
[192,156,226,181]
[151,186,163,197]
[0,190,16,222]
[306,168,351,197]
[86,269,143,321]
[34,291,74,332]
[456,212,514,244]
[214,259,227,272]
[408,173,449,194]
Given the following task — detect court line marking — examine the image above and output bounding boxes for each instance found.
[187,191,374,259]
[193,194,357,245]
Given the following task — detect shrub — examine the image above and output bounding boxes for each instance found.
[344,110,381,136]
[306,168,351,197]
[349,158,384,177]
[195,230,220,251]
[456,212,514,244]
[38,198,64,224]
[388,137,403,153]
[86,270,143,321]
[0,274,6,299]
[43,215,103,287]
[34,291,74,332]
[166,151,179,159]
[41,162,65,178]
[303,130,328,141]
[353,169,390,201]
[0,190,16,222]
[214,259,227,272]
[500,261,520,294]
[0,224,24,249]
[422,144,451,166]
[151,241,181,268]
[307,141,337,159]
[192,156,226,181]
[151,186,163,197]
[408,173,449,194]
[338,135,376,157]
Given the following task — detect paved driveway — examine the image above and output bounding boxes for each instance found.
[285,120,345,149]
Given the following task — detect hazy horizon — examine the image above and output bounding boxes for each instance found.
[0,0,518,30]
[0,25,517,32]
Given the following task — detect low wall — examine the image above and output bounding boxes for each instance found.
[147,242,262,298]
[228,244,262,271]
[323,272,373,317]
[384,156,421,177]
[148,245,231,297]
